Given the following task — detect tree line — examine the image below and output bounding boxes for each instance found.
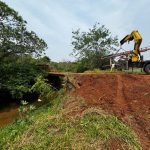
[0,1,118,101]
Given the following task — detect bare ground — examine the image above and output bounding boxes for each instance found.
[67,73,150,150]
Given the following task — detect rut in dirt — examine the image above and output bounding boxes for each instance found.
[116,75,126,107]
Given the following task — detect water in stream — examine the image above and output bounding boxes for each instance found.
[0,103,19,128]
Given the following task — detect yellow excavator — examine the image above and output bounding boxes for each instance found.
[120,30,142,62]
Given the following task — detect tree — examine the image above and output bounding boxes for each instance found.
[0,1,48,100]
[0,62,42,99]
[71,23,119,70]
[37,56,51,64]
[0,1,47,61]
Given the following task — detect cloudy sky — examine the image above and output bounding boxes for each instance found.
[2,0,150,61]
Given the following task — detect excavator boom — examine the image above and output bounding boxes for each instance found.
[100,47,150,74]
[120,31,142,62]
[100,47,150,59]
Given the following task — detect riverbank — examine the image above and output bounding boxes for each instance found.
[0,94,141,150]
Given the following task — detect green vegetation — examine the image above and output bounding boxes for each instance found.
[0,1,47,61]
[48,61,89,73]
[71,23,119,71]
[0,2,142,149]
[0,1,48,101]
[51,61,80,72]
[47,23,120,73]
[31,75,55,101]
[0,95,141,150]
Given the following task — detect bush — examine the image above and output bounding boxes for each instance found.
[0,62,43,100]
[31,76,55,101]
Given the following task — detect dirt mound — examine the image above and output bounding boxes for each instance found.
[70,73,150,150]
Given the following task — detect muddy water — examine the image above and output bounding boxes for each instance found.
[0,103,19,128]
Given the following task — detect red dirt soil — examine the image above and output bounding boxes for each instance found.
[69,73,150,150]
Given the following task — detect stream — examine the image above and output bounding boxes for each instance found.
[0,103,19,128]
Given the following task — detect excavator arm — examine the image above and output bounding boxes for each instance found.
[120,34,133,45]
[120,31,142,62]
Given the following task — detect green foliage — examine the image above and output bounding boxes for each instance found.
[0,61,43,99]
[0,2,50,101]
[37,56,51,64]
[31,76,55,101]
[51,60,92,73]
[72,23,119,70]
[81,113,140,148]
[0,1,47,61]
[54,61,80,72]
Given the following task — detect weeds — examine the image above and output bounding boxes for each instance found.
[19,100,36,119]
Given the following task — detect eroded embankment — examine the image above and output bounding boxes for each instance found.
[69,73,150,150]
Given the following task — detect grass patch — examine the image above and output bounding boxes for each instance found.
[80,112,141,149]
[84,69,124,74]
[84,68,145,75]
[0,96,141,150]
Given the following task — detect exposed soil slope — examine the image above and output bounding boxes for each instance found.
[70,73,150,150]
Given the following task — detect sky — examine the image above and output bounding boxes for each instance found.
[2,0,150,61]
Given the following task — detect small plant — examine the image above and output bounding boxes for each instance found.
[19,100,36,119]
